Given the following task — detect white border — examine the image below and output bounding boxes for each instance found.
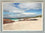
[2,2,43,31]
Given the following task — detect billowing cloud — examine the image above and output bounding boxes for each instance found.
[18,3,42,10]
[22,13,35,15]
[3,3,42,18]
[3,3,24,13]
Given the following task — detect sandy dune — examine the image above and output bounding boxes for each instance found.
[3,17,43,31]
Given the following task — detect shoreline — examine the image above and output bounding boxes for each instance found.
[3,17,43,31]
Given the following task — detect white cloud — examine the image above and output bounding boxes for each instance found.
[18,3,41,10]
[9,9,24,13]
[3,3,24,13]
[3,3,25,18]
[22,13,35,15]
[3,3,41,18]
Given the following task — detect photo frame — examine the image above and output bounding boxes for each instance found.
[2,2,43,31]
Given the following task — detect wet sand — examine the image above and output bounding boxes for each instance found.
[3,17,43,31]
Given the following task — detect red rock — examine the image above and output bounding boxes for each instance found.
[3,19,15,24]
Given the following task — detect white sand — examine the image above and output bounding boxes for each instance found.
[3,17,43,31]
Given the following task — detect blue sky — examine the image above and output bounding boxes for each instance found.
[3,3,42,18]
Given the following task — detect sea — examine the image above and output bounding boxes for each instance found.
[10,18,19,21]
[4,18,19,21]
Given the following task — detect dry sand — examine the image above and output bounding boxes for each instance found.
[3,17,43,31]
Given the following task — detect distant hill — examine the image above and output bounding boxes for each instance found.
[32,15,42,18]
[36,15,42,17]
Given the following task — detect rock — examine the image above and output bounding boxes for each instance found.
[3,19,15,24]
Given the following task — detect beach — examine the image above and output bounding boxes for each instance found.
[3,17,43,31]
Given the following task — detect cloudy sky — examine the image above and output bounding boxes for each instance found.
[3,2,42,18]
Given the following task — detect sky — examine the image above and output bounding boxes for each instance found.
[3,3,42,18]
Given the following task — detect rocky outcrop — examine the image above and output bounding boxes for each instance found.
[3,19,15,24]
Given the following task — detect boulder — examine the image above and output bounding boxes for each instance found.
[3,19,15,24]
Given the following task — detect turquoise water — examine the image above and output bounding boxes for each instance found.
[9,18,19,21]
